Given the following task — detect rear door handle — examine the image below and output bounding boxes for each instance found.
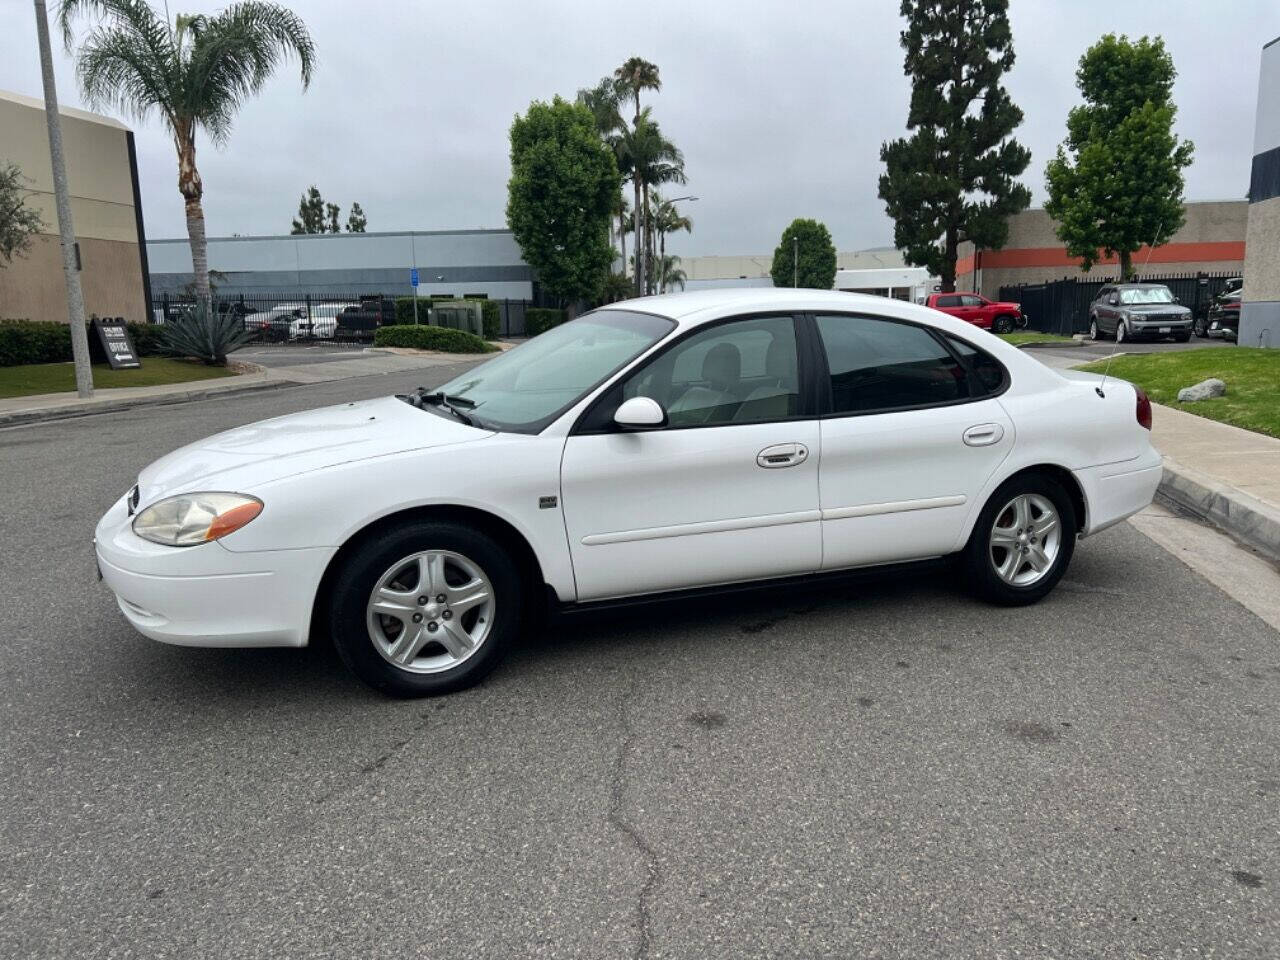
[757,443,809,468]
[963,423,1004,447]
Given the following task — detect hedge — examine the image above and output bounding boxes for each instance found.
[394,297,500,339]
[373,324,498,353]
[0,319,168,367]
[525,307,566,337]
[481,300,500,340]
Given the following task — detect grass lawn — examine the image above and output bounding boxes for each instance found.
[0,358,237,400]
[997,332,1077,346]
[1076,347,1280,438]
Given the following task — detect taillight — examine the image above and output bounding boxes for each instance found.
[1135,386,1152,430]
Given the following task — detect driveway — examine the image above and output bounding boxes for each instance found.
[2,368,1278,958]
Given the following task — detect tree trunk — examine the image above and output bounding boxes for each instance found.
[659,230,666,293]
[940,227,958,293]
[176,129,210,303]
[618,209,627,278]
[642,183,652,295]
[33,0,93,398]
[1119,250,1133,281]
[632,174,643,296]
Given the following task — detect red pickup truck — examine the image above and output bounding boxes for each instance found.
[925,292,1025,333]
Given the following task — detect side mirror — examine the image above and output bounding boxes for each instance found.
[614,396,667,430]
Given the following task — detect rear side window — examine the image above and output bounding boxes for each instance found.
[935,295,961,308]
[815,315,971,414]
[945,335,1007,395]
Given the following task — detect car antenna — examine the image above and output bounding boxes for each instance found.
[1097,220,1162,398]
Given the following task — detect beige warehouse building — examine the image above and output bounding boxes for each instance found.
[0,89,149,324]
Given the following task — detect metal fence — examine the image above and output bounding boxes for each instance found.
[150,292,534,343]
[998,271,1241,336]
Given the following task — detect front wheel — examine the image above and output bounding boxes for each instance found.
[1089,318,1101,341]
[962,475,1077,606]
[993,315,1015,334]
[1193,316,1207,338]
[1116,321,1128,344]
[328,522,525,696]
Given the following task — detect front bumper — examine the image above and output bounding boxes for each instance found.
[94,492,335,648]
[1128,318,1192,338]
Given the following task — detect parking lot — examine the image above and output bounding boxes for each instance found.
[3,365,1279,959]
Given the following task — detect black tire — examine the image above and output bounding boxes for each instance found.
[961,473,1077,606]
[1089,317,1101,341]
[1193,316,1207,338]
[1175,332,1191,343]
[1116,320,1129,344]
[328,521,525,697]
[993,314,1015,334]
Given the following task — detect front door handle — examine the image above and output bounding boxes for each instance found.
[963,423,1005,447]
[757,442,809,468]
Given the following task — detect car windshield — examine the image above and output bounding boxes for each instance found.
[429,309,673,434]
[1120,287,1175,304]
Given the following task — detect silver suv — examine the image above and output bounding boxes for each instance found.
[1088,283,1192,343]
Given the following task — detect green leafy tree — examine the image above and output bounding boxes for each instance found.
[345,201,367,233]
[291,185,326,233]
[0,161,45,265]
[1044,35,1194,279]
[324,201,340,234]
[771,219,836,289]
[59,0,316,302]
[506,96,620,308]
[650,192,692,293]
[878,0,1031,292]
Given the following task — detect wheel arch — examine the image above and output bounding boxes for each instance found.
[962,462,1088,551]
[307,504,550,646]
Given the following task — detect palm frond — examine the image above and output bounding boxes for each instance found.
[59,0,178,125]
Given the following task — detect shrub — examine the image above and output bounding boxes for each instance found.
[481,300,501,340]
[373,325,498,353]
[525,307,566,337]
[394,297,422,325]
[0,317,172,367]
[161,302,250,365]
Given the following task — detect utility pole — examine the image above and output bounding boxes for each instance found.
[793,236,798,288]
[34,0,93,398]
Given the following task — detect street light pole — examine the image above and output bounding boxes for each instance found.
[657,196,698,294]
[33,0,93,399]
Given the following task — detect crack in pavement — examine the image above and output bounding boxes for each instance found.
[607,679,661,960]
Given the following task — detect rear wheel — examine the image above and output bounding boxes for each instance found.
[328,522,524,696]
[962,474,1077,606]
[1193,316,1207,338]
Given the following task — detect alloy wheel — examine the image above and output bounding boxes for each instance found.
[1089,319,1099,341]
[366,550,495,674]
[988,493,1062,587]
[1116,322,1127,344]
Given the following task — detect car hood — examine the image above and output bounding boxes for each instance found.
[137,396,491,503]
[1122,304,1191,315]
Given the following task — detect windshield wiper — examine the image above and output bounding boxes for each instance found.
[415,389,481,427]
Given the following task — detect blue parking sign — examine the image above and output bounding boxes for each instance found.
[410,268,419,287]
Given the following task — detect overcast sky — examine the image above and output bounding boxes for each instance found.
[2,0,1276,258]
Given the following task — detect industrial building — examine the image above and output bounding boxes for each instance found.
[1243,36,1280,348]
[956,201,1247,299]
[0,88,150,324]
[147,229,536,301]
[681,247,935,300]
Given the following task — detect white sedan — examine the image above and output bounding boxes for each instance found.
[95,289,1162,696]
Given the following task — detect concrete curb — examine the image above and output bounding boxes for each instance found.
[1016,340,1085,350]
[0,377,293,428]
[1157,456,1280,565]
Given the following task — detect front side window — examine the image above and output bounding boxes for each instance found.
[618,315,801,427]
[960,295,986,307]
[1120,286,1176,304]
[431,310,672,433]
[815,314,971,414]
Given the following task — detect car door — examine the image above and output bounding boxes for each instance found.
[811,313,1014,570]
[934,293,963,319]
[960,294,989,327]
[1095,287,1117,334]
[560,314,821,601]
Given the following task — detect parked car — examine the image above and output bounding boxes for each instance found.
[334,297,395,342]
[1204,289,1242,341]
[292,302,358,340]
[925,292,1026,333]
[244,304,305,343]
[1088,283,1192,343]
[95,289,1162,697]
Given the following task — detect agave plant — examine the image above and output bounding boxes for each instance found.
[162,302,250,365]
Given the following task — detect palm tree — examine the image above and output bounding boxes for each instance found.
[576,78,629,278]
[58,0,316,303]
[613,58,660,294]
[616,110,684,294]
[656,255,686,293]
[651,193,692,293]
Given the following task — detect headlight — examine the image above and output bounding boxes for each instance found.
[132,492,263,547]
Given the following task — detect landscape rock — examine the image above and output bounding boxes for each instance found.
[1177,378,1226,403]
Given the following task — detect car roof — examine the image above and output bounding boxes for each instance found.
[1114,282,1171,288]
[598,287,943,327]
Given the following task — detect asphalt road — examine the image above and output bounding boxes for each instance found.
[2,367,1279,959]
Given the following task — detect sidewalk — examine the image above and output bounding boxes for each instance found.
[0,349,484,427]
